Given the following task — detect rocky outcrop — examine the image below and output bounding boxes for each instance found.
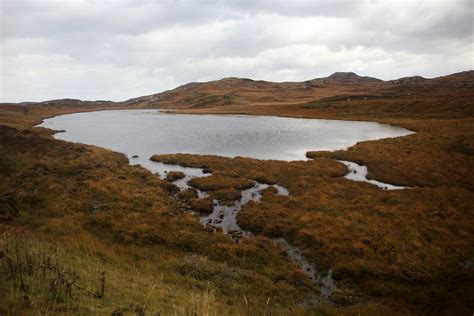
[389,76,427,84]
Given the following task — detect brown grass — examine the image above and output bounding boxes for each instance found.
[146,74,474,314]
[166,171,186,182]
[1,71,473,314]
[0,124,337,315]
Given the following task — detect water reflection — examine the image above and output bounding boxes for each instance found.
[40,109,412,162]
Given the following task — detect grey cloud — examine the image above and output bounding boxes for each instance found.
[0,0,472,102]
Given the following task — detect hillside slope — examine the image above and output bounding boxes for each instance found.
[120,71,474,118]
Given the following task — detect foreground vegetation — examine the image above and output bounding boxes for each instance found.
[0,118,358,314]
[1,71,473,314]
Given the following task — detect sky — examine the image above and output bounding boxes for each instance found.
[0,0,472,102]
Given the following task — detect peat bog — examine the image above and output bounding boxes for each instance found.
[1,71,473,315]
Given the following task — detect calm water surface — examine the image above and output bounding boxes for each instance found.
[40,110,412,171]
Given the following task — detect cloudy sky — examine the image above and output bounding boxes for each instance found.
[0,0,472,102]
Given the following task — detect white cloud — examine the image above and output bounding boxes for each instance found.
[0,0,472,102]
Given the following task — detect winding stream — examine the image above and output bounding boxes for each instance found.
[200,182,289,237]
[339,160,408,190]
[163,167,336,298]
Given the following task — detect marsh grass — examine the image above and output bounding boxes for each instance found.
[150,144,474,313]
[0,125,332,315]
[166,171,186,182]
[189,174,255,192]
[1,72,474,314]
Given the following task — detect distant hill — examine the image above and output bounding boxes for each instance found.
[388,76,427,84]
[2,71,473,110]
[322,72,383,84]
[120,70,474,110]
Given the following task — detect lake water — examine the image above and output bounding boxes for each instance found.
[40,110,412,172]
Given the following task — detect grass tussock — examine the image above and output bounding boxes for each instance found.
[189,173,255,192]
[189,197,214,214]
[166,171,186,182]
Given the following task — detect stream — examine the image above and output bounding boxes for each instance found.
[145,158,408,299]
[339,160,408,190]
[199,182,289,237]
[155,161,336,299]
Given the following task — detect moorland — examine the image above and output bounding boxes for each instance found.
[0,71,473,315]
